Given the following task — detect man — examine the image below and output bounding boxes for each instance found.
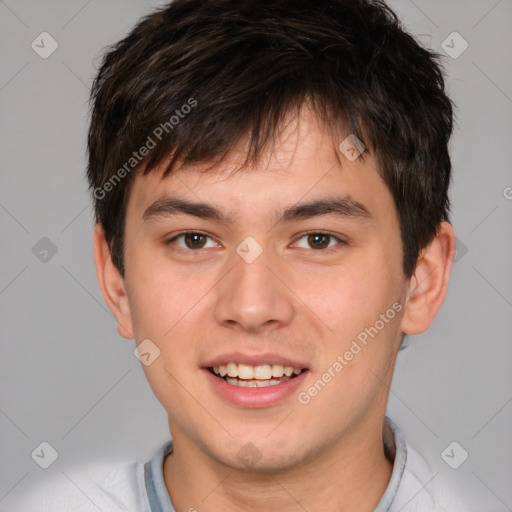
[15,0,468,510]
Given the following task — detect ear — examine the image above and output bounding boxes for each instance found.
[93,223,134,339]
[400,221,456,335]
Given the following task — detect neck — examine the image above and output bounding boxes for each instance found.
[163,417,393,512]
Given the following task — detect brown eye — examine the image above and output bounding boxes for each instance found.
[183,232,207,249]
[294,232,346,252]
[167,231,218,251]
[307,233,330,249]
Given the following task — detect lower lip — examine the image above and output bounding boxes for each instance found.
[203,369,308,408]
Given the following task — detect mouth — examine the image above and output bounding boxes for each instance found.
[207,362,306,388]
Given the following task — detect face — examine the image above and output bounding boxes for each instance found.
[119,107,408,472]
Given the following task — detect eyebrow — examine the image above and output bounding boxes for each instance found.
[142,195,372,225]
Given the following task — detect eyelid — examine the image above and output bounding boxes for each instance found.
[166,230,347,253]
[165,230,219,249]
[292,230,347,252]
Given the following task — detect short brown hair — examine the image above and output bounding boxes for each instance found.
[87,0,454,278]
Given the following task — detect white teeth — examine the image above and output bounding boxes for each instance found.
[225,376,292,387]
[271,364,284,377]
[211,362,303,382]
[237,364,254,380]
[226,362,238,377]
[253,365,272,379]
[226,377,258,387]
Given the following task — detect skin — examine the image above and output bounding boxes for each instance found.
[94,105,455,512]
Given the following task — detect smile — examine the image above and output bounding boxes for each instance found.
[208,362,304,388]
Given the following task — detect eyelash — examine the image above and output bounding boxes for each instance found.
[165,230,347,254]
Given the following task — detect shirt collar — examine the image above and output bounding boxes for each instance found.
[374,416,408,511]
[144,416,407,512]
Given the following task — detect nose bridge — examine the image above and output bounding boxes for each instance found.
[213,242,294,332]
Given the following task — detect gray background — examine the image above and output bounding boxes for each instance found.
[1,0,511,510]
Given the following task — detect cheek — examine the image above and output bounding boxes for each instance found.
[127,252,199,339]
[131,271,208,417]
[126,255,214,371]
[295,245,404,408]
[302,250,401,338]
[294,258,402,426]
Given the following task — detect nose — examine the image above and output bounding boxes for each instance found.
[213,246,295,334]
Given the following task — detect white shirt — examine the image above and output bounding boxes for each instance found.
[7,417,469,512]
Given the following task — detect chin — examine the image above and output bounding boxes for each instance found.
[227,451,304,475]
[208,436,309,475]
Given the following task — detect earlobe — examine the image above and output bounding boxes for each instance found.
[400,221,456,335]
[93,223,134,339]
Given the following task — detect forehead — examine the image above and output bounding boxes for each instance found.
[126,107,394,226]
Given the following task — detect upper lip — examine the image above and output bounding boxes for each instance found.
[202,352,309,369]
